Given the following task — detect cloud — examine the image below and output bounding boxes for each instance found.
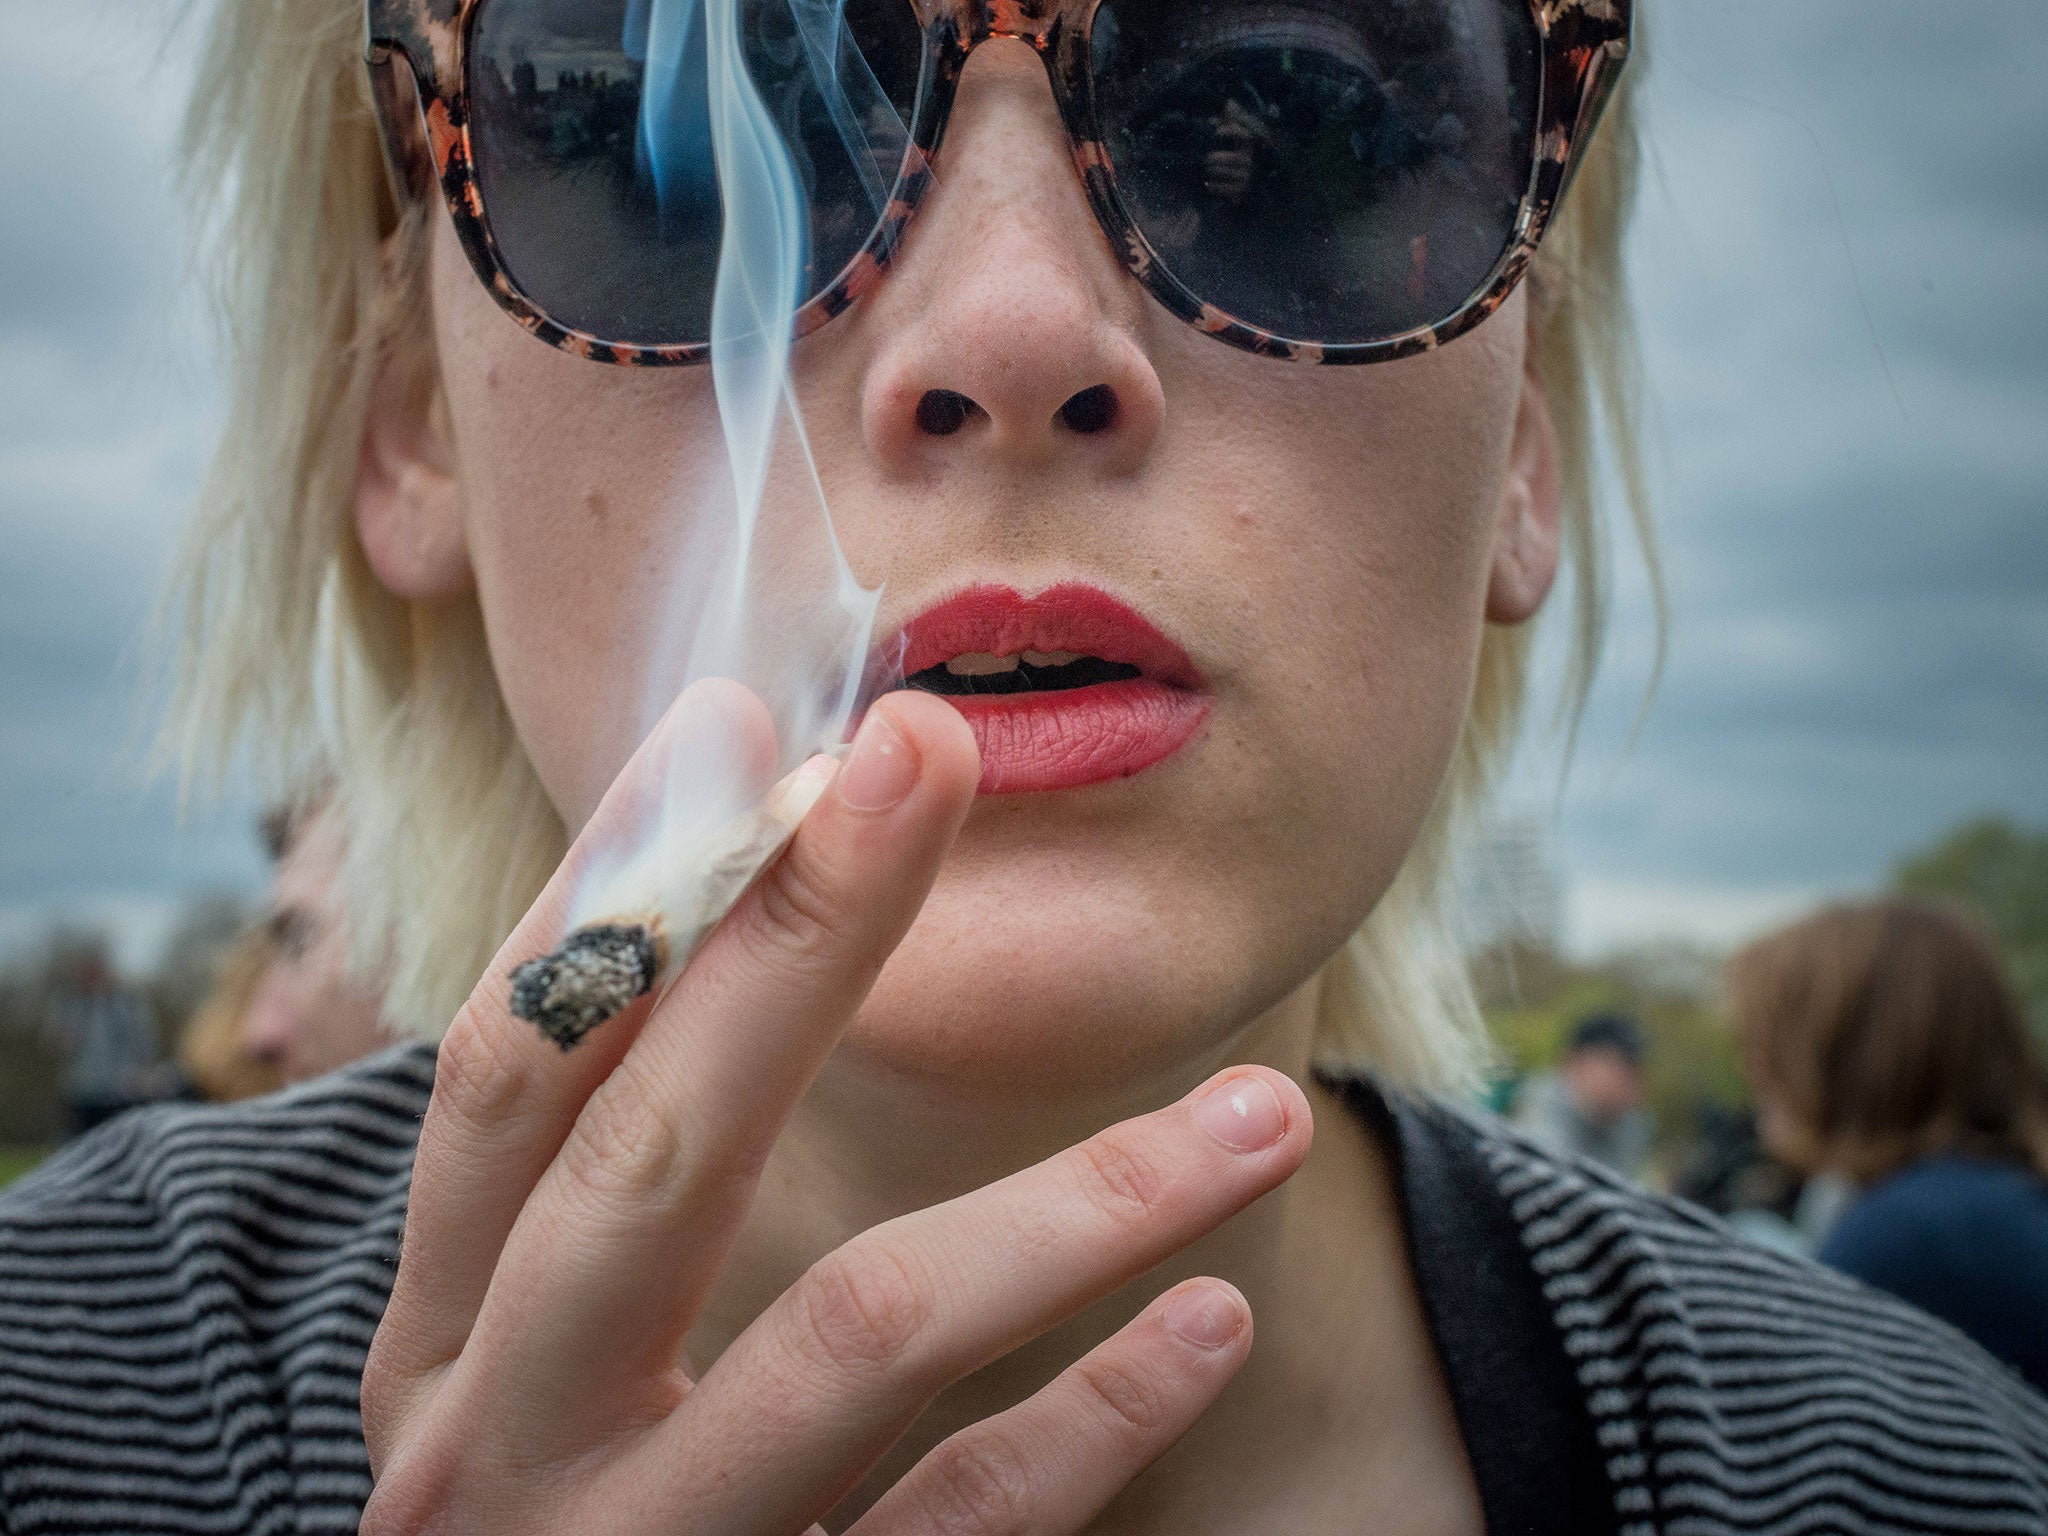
[0,1,256,947]
[1509,0,2048,943]
[1566,875,1831,960]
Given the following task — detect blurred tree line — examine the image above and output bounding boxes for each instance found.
[0,897,244,1145]
[1893,816,2048,1037]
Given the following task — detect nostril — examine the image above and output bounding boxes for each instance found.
[914,389,978,436]
[1057,384,1120,435]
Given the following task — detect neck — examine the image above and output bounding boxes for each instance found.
[684,975,1480,1534]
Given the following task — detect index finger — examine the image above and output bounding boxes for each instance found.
[371,678,779,1396]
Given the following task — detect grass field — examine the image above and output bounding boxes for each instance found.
[0,1147,51,1190]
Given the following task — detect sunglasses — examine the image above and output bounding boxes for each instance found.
[365,0,1629,367]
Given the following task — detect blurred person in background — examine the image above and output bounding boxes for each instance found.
[1512,1010,1655,1182]
[42,945,165,1138]
[238,791,394,1085]
[177,790,395,1099]
[176,922,287,1103]
[1731,897,2048,1393]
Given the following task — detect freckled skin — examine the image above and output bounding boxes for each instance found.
[354,7,1601,1523]
[415,33,1556,1098]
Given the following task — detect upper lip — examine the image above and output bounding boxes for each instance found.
[887,582,1204,690]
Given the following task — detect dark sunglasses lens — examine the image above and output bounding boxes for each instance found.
[469,0,923,348]
[1089,0,1541,346]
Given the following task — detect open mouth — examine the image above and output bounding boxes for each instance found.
[882,583,1210,793]
[904,652,1145,697]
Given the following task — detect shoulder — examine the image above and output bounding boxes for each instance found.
[0,1037,435,1232]
[0,1040,437,1534]
[1422,1098,2048,1535]
[1832,1154,2048,1235]
[1510,1070,1567,1119]
[1820,1153,2048,1300]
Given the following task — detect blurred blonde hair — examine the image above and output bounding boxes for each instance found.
[177,925,286,1103]
[168,0,1656,1090]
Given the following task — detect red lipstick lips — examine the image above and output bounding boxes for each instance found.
[890,583,1210,794]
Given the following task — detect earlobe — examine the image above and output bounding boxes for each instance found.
[1485,364,1564,626]
[354,345,472,600]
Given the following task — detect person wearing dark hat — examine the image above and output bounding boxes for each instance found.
[1512,1012,1655,1182]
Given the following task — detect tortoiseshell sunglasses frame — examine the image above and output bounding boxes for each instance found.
[365,0,1630,367]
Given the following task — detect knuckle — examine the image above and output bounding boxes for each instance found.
[431,1008,533,1142]
[553,1056,692,1216]
[357,1435,468,1536]
[357,1476,437,1536]
[915,1432,1036,1536]
[359,1299,453,1462]
[748,842,856,971]
[1073,1354,1172,1438]
[789,1240,935,1382]
[1067,1130,1173,1231]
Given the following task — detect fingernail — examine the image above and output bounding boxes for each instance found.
[1164,1282,1246,1349]
[1190,1074,1285,1153]
[837,708,921,812]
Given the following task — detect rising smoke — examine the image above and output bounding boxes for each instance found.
[516,0,912,1043]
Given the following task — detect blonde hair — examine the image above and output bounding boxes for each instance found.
[168,1,1656,1089]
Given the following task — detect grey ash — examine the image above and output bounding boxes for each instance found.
[508,922,663,1050]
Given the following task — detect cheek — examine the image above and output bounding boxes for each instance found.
[1182,320,1526,866]
[430,230,737,825]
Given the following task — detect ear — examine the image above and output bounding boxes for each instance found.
[1484,361,1564,625]
[354,342,472,599]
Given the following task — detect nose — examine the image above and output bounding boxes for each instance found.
[858,44,1164,477]
[238,970,294,1069]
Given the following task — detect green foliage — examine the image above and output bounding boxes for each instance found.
[0,1147,50,1191]
[1893,816,2048,1032]
[0,963,70,1146]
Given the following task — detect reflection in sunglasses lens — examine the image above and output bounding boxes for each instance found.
[470,0,922,347]
[1088,0,1541,345]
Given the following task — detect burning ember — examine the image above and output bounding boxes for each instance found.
[507,755,836,1049]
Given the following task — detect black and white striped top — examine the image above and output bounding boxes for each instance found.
[1,1041,2044,1533]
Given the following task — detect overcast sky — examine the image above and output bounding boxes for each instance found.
[1,0,2043,970]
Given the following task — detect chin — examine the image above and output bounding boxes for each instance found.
[840,858,1313,1101]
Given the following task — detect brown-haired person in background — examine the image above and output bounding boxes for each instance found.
[1731,897,2048,1393]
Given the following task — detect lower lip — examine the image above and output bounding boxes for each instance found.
[935,679,1211,794]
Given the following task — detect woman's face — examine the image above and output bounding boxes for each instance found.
[363,44,1560,1092]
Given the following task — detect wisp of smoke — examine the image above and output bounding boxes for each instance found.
[508,0,911,1049]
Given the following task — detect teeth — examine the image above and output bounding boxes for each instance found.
[937,647,1089,675]
[941,649,1087,676]
[944,652,1020,676]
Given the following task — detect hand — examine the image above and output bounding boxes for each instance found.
[359,682,1313,1535]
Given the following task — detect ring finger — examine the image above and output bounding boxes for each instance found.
[847,1280,1253,1536]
